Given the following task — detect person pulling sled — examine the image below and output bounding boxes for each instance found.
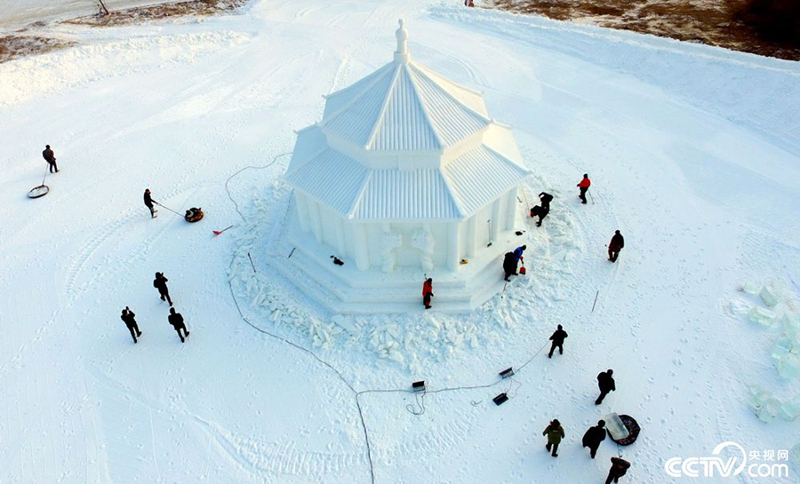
[42,145,59,173]
[605,456,631,484]
[582,420,607,458]
[144,189,157,218]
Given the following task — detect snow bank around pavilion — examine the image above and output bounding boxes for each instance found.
[227,175,584,374]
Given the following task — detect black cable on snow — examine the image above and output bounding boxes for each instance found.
[224,152,293,223]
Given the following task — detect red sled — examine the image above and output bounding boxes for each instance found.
[519,266,526,275]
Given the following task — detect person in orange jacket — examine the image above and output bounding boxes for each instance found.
[422,278,434,309]
[577,174,591,204]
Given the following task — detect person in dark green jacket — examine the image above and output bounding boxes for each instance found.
[543,419,565,457]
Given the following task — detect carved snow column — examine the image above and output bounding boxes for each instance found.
[504,187,518,231]
[380,224,403,273]
[411,226,435,272]
[490,199,502,242]
[333,215,347,255]
[295,192,310,232]
[447,223,460,271]
[353,224,370,271]
[308,198,323,243]
[466,216,478,258]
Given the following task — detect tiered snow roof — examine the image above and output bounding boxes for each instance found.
[285,20,531,222]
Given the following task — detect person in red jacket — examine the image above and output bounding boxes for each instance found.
[422,278,434,309]
[577,174,591,204]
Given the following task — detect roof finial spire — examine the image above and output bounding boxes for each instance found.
[394,19,409,63]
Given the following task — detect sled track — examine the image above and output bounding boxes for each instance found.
[62,181,206,302]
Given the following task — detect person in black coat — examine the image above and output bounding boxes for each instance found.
[595,369,616,405]
[582,420,607,458]
[530,205,549,227]
[608,230,624,262]
[548,324,568,358]
[168,307,190,343]
[503,252,518,281]
[530,192,553,227]
[143,189,158,218]
[120,307,142,343]
[153,272,172,306]
[538,192,553,211]
[42,144,58,173]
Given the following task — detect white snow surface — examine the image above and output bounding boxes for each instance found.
[1,1,800,482]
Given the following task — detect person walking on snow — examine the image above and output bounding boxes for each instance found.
[595,369,616,405]
[548,324,568,358]
[577,174,591,204]
[422,278,434,309]
[605,456,631,484]
[542,419,565,457]
[582,420,607,458]
[608,230,624,262]
[144,188,157,218]
[120,307,142,343]
[42,144,58,173]
[153,272,172,306]
[168,307,190,343]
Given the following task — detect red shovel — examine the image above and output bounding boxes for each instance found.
[520,266,526,275]
[213,225,234,236]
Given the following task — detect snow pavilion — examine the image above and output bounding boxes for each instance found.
[277,20,531,313]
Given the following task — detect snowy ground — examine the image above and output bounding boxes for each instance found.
[1,0,800,483]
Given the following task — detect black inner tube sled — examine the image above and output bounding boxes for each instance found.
[185,207,204,223]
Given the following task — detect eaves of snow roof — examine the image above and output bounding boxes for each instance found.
[284,148,370,215]
[286,124,328,175]
[443,144,532,216]
[350,169,462,220]
[285,143,530,223]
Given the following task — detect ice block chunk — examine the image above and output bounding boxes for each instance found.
[742,282,762,295]
[776,354,800,380]
[748,306,777,326]
[772,337,794,361]
[756,398,781,422]
[604,413,630,441]
[760,282,786,307]
[779,400,800,422]
[745,387,773,411]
